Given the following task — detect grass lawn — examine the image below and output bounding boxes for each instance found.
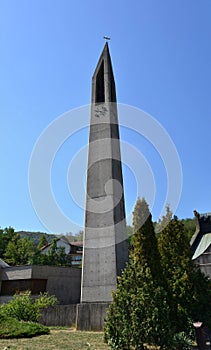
[0,327,110,350]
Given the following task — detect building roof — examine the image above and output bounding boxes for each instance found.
[41,237,71,251]
[70,241,83,247]
[40,238,83,253]
[190,210,211,259]
[192,233,211,260]
[0,258,9,268]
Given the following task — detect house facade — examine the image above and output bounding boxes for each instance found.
[41,237,83,266]
[70,242,83,266]
[190,210,211,279]
[0,238,83,306]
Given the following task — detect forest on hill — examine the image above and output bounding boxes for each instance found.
[0,228,83,267]
[16,230,83,246]
[0,217,196,267]
[16,216,195,248]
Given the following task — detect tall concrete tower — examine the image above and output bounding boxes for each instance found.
[76,43,128,330]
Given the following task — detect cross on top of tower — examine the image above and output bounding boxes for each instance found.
[103,36,110,42]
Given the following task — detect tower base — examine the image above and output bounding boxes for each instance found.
[76,302,110,331]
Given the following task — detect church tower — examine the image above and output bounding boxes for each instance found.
[76,43,128,330]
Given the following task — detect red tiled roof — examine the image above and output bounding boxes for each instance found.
[70,242,83,247]
[40,242,51,251]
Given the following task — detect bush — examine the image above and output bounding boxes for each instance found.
[173,332,193,350]
[104,265,175,350]
[0,290,58,322]
[0,314,49,338]
[104,197,174,350]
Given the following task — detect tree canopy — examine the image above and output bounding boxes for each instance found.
[0,228,72,267]
[105,198,173,349]
[158,215,211,333]
[104,199,211,349]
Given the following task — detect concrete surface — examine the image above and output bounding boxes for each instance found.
[81,43,128,305]
[76,302,110,331]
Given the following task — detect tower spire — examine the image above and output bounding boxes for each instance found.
[92,42,116,104]
[76,44,128,330]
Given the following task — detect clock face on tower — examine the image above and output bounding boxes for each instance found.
[94,105,108,118]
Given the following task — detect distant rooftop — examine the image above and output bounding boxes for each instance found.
[70,242,83,246]
[194,210,211,219]
[0,258,9,268]
[191,210,211,260]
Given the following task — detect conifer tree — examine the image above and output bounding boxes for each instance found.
[4,236,35,266]
[155,204,172,234]
[38,234,48,249]
[132,197,162,283]
[158,214,211,334]
[104,198,173,349]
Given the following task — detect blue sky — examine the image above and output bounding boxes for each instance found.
[0,1,211,234]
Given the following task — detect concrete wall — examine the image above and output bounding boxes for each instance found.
[0,265,81,305]
[40,305,77,326]
[1,265,32,280]
[0,296,15,304]
[32,266,81,304]
[76,302,110,331]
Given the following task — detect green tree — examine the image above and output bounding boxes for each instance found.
[155,205,172,235]
[74,230,83,241]
[47,239,57,265]
[66,230,84,242]
[56,246,72,266]
[181,218,195,241]
[30,239,72,267]
[132,198,162,284]
[104,198,173,349]
[126,225,133,246]
[104,264,137,350]
[0,229,8,258]
[38,234,48,249]
[158,215,211,334]
[0,227,19,258]
[131,266,172,349]
[28,246,48,265]
[4,237,35,265]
